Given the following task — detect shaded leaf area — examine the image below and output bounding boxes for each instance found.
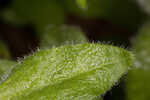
[0,40,10,59]
[0,44,133,100]
[40,25,87,49]
[12,0,65,32]
[127,23,150,100]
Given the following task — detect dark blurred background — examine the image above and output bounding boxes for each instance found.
[0,0,148,99]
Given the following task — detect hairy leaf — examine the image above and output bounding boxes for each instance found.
[127,23,150,100]
[0,43,133,100]
[0,60,16,82]
[40,25,87,49]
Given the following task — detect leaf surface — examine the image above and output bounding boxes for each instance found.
[0,43,133,100]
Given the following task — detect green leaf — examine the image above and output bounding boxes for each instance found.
[63,0,145,29]
[0,40,10,59]
[0,43,133,100]
[76,0,87,9]
[127,23,150,100]
[40,25,87,49]
[0,60,16,82]
[13,0,65,30]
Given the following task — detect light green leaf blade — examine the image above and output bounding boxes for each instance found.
[40,25,87,49]
[0,43,133,100]
[127,23,150,100]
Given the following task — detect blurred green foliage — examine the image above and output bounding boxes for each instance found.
[0,8,28,25]
[12,0,65,32]
[127,23,150,100]
[76,0,87,9]
[0,0,146,31]
[63,0,146,29]
[40,25,87,49]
